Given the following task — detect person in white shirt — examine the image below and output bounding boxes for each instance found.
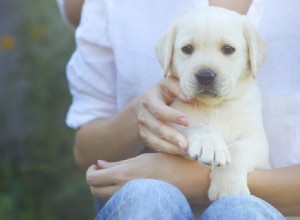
[58,0,300,218]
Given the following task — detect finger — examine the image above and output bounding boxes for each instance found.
[90,185,120,200]
[97,159,130,169]
[86,164,99,173]
[140,125,187,155]
[143,92,189,126]
[87,160,139,187]
[160,76,193,103]
[97,160,112,169]
[139,109,188,151]
[86,166,118,187]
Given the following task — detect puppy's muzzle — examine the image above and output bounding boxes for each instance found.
[195,69,215,87]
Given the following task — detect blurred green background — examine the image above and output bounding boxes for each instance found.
[0,0,94,219]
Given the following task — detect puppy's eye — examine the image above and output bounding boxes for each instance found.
[181,45,194,55]
[221,45,236,55]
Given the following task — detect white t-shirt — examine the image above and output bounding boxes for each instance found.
[66,0,300,169]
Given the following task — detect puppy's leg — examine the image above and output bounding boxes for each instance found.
[208,138,268,201]
[183,124,231,167]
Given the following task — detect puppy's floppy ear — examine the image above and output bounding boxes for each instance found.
[243,17,267,78]
[156,25,177,78]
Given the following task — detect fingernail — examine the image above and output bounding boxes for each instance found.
[178,116,189,126]
[97,160,110,168]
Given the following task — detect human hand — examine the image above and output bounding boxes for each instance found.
[137,76,193,155]
[86,153,211,205]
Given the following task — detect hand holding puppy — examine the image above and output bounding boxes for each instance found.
[136,76,192,155]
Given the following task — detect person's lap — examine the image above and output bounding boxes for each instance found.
[95,178,285,220]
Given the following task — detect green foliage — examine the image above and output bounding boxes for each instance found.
[0,0,94,219]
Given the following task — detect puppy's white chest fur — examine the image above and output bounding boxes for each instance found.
[172,81,261,144]
[171,82,269,201]
[156,6,269,201]
[172,100,237,142]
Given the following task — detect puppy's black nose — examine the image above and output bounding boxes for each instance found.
[195,70,215,86]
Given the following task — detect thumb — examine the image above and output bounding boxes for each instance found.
[160,76,193,103]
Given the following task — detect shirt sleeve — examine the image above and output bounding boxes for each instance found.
[66,0,117,129]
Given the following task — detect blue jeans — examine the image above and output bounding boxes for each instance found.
[95,179,285,220]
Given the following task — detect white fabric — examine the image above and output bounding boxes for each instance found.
[66,0,300,170]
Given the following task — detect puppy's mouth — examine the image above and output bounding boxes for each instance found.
[180,81,221,100]
[196,87,219,97]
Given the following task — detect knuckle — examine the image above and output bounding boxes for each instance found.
[169,133,179,144]
[139,129,147,139]
[141,98,148,108]
[86,174,95,186]
[152,140,162,152]
[153,126,163,137]
[150,107,160,119]
[137,113,145,124]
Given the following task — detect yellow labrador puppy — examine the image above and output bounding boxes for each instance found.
[156,7,269,201]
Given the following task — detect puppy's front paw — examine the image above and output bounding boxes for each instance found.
[208,168,250,201]
[188,135,230,166]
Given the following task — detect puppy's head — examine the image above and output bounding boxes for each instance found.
[156,7,266,104]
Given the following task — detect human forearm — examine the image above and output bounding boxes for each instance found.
[249,164,300,216]
[86,152,211,206]
[74,76,191,170]
[64,0,83,27]
[153,154,211,206]
[75,97,144,170]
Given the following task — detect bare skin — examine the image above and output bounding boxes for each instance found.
[209,0,253,15]
[248,165,300,216]
[64,0,83,27]
[86,153,300,216]
[75,76,191,169]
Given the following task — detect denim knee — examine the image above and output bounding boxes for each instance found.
[120,178,187,202]
[96,178,193,220]
[200,195,285,220]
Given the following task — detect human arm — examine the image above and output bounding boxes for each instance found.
[68,0,191,169]
[64,0,83,27]
[75,77,191,170]
[74,97,144,169]
[249,164,300,216]
[56,0,83,27]
[86,152,211,206]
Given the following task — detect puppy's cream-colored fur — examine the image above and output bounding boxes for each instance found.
[156,7,269,201]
